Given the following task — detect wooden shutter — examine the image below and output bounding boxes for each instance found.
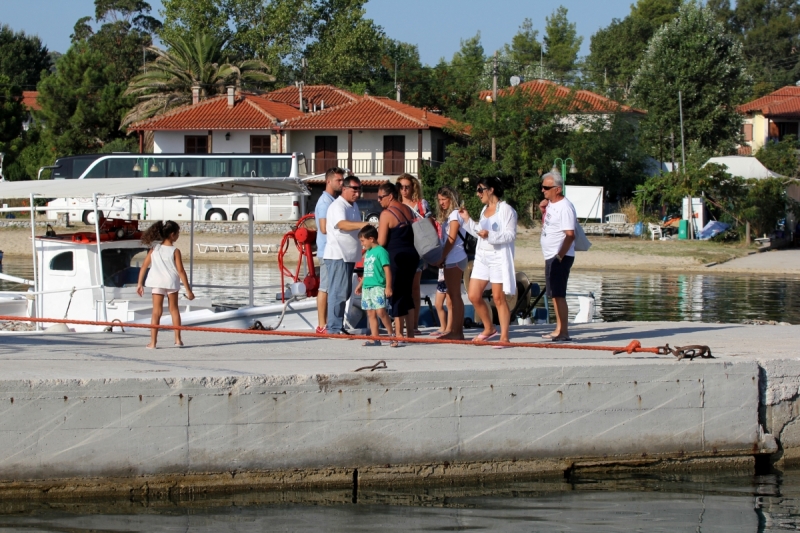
[250,136,271,154]
[315,136,338,174]
[184,136,208,154]
[743,124,752,142]
[383,135,405,174]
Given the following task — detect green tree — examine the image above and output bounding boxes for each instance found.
[0,25,51,89]
[36,0,160,155]
[424,33,486,118]
[755,135,799,177]
[543,6,582,82]
[631,2,751,160]
[429,90,647,223]
[122,33,275,126]
[585,0,681,98]
[0,75,24,147]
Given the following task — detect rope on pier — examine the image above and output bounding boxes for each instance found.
[0,315,701,358]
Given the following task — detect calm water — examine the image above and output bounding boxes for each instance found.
[2,256,798,324]
[1,470,800,531]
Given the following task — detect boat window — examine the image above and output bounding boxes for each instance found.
[102,248,148,287]
[49,252,74,271]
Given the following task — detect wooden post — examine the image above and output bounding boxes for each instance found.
[746,221,751,246]
[348,129,353,172]
[207,130,213,154]
[417,129,423,176]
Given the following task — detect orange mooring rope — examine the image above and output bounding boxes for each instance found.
[0,315,662,355]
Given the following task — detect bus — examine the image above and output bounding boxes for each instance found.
[45,153,307,224]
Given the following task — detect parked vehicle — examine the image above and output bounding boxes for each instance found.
[45,153,306,223]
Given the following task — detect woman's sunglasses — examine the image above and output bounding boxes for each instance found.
[399,185,412,190]
[476,187,488,194]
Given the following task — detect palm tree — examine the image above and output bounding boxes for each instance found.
[122,33,275,127]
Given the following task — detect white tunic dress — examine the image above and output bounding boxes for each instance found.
[144,244,180,291]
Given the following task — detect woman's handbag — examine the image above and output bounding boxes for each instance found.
[412,217,443,263]
[574,221,592,252]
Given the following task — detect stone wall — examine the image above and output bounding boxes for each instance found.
[582,223,638,236]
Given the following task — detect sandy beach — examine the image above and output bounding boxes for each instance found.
[1,225,797,275]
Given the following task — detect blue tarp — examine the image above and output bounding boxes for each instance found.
[698,221,730,240]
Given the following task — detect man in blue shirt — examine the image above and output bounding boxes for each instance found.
[314,167,345,334]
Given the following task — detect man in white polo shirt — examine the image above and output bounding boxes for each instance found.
[323,176,367,335]
[538,171,576,342]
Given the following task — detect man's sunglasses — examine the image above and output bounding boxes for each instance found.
[343,185,361,191]
[541,185,557,191]
[377,194,391,200]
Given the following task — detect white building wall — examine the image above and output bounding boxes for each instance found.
[153,130,274,154]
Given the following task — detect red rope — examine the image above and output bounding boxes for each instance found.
[0,315,664,354]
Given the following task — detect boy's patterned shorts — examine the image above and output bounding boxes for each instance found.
[361,286,388,310]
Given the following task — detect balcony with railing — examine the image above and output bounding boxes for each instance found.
[309,158,443,176]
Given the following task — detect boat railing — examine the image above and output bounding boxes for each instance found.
[192,283,284,291]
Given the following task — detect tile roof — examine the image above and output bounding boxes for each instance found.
[282,95,458,130]
[737,145,753,156]
[737,87,800,118]
[129,94,304,131]
[479,80,645,115]
[22,91,40,111]
[266,85,360,110]
[305,178,388,187]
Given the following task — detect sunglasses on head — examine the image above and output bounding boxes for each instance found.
[541,185,557,191]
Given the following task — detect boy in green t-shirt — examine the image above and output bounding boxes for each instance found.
[355,225,395,346]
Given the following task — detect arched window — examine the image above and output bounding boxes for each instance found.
[49,252,74,271]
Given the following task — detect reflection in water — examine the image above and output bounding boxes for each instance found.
[2,256,799,324]
[1,471,799,532]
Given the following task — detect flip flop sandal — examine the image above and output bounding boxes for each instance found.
[362,340,382,347]
[541,333,557,339]
[429,331,447,337]
[550,336,573,342]
[473,331,499,342]
[390,341,404,348]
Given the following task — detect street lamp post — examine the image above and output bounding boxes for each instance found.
[132,157,160,220]
[551,157,577,193]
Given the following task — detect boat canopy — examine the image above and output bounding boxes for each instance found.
[0,176,310,199]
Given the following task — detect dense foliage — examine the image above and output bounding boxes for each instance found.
[755,135,799,178]
[631,3,751,159]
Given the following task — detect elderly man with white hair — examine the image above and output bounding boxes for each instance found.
[538,171,576,342]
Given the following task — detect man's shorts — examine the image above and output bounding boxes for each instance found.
[318,262,329,293]
[544,255,575,298]
[361,285,388,310]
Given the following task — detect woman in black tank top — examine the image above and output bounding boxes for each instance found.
[377,182,420,341]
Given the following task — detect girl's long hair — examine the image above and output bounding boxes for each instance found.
[397,173,422,203]
[435,186,462,224]
[141,220,180,246]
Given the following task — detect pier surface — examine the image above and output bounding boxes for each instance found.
[0,321,798,498]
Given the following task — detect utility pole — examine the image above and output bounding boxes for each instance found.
[491,54,498,162]
[679,91,694,239]
[394,60,401,102]
[670,131,676,174]
[297,58,307,112]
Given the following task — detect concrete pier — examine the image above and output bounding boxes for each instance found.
[0,321,798,499]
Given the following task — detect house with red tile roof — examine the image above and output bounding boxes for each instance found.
[736,87,800,155]
[128,86,460,179]
[479,79,645,117]
[21,91,41,131]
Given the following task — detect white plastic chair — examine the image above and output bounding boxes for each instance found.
[648,223,663,241]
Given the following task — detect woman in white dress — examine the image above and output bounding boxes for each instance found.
[459,177,517,346]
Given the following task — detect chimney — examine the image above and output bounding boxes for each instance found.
[227,86,235,109]
[321,100,324,110]
[423,107,428,120]
[192,86,201,105]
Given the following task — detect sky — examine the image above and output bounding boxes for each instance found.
[1,0,635,65]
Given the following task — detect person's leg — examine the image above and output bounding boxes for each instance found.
[149,293,164,348]
[167,292,183,345]
[316,263,328,331]
[468,278,494,337]
[551,256,574,339]
[440,266,465,340]
[543,257,559,337]
[325,259,347,334]
[376,308,394,336]
[406,308,416,338]
[367,309,379,337]
[412,270,422,332]
[445,294,453,333]
[552,297,569,339]
[434,292,447,333]
[394,315,406,339]
[491,283,512,343]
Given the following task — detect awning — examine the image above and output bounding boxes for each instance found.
[0,176,310,200]
[703,156,782,180]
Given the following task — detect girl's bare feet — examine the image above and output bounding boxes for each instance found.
[146,343,156,349]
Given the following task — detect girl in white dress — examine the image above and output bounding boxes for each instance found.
[136,221,195,348]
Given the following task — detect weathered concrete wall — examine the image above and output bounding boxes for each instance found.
[759,360,800,466]
[0,361,761,493]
